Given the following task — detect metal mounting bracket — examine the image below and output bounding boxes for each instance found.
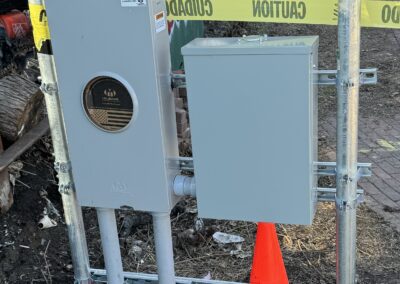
[90,269,245,284]
[171,73,187,88]
[316,161,372,180]
[316,161,370,203]
[317,187,365,203]
[169,158,370,204]
[316,68,378,86]
[172,69,378,88]
[169,157,372,204]
[168,157,194,172]
[169,158,372,179]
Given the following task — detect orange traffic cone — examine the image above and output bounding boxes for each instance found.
[250,222,289,284]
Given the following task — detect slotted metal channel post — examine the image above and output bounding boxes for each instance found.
[336,0,362,282]
[28,0,92,283]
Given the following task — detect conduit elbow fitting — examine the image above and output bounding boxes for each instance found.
[173,175,196,198]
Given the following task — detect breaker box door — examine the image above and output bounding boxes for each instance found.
[182,36,319,225]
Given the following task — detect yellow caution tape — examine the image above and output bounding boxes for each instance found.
[166,0,400,29]
[29,3,52,54]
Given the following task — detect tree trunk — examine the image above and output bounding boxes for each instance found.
[0,136,12,215]
[0,74,44,141]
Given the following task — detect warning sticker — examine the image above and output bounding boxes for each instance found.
[155,11,167,33]
[121,0,147,7]
[28,4,52,54]
[165,0,400,29]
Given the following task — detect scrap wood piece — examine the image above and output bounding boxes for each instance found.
[0,119,49,214]
[0,136,12,215]
[0,118,49,173]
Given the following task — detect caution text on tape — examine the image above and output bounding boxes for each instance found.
[166,0,400,29]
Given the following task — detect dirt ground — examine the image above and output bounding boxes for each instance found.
[1,23,400,283]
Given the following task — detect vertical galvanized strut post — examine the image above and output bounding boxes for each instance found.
[28,0,92,283]
[336,0,362,282]
[96,208,124,284]
[152,212,176,284]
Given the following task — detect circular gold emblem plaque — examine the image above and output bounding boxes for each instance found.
[83,77,134,132]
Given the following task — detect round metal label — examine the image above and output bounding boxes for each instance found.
[83,76,134,132]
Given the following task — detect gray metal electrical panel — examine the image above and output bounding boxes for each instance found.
[45,0,180,212]
[182,36,319,225]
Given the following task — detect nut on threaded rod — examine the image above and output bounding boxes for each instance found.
[40,82,58,96]
[59,182,74,195]
[54,161,72,173]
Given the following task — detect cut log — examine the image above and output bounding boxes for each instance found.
[0,74,44,141]
[0,136,12,215]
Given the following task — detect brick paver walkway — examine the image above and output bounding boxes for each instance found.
[320,114,400,231]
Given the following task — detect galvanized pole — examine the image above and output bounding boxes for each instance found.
[96,208,124,284]
[336,0,362,282]
[28,1,92,283]
[152,212,176,284]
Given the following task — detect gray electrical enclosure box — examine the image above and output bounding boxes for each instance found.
[182,36,319,225]
[45,0,180,212]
